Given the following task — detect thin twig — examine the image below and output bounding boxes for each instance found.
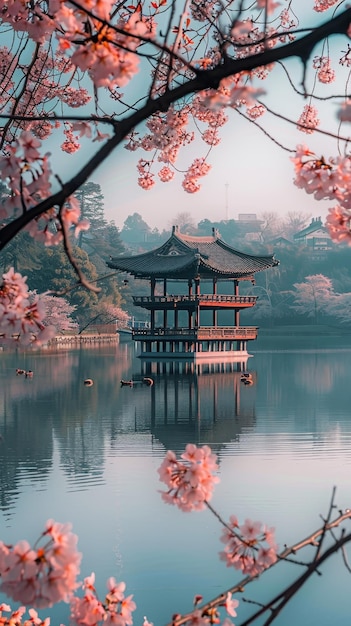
[59,207,101,294]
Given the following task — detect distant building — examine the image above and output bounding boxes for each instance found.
[293,217,333,252]
[236,213,264,242]
[238,213,259,221]
[268,236,294,249]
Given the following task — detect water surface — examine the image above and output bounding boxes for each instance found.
[0,340,351,625]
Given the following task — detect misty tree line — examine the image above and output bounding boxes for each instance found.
[2,181,351,330]
[119,208,311,247]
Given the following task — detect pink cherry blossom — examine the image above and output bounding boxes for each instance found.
[17,132,41,161]
[0,268,57,347]
[158,166,175,182]
[158,444,219,512]
[223,592,239,617]
[255,0,281,14]
[337,100,351,123]
[297,105,320,134]
[313,0,339,11]
[0,520,81,608]
[70,575,136,626]
[70,590,106,626]
[240,519,263,542]
[313,56,335,83]
[219,516,277,576]
[106,578,126,603]
[326,205,351,244]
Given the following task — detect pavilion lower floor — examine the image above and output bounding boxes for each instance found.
[132,326,258,361]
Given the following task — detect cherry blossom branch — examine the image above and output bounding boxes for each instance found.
[1,7,351,250]
[170,510,351,626]
[240,529,351,626]
[256,99,351,141]
[0,114,119,126]
[276,60,351,102]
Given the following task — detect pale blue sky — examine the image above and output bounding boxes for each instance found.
[92,60,343,231]
[94,110,334,231]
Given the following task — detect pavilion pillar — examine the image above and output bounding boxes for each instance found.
[234,280,240,326]
[195,277,200,327]
[151,278,156,329]
[163,278,167,328]
[188,280,193,329]
[174,308,179,328]
[213,278,217,327]
[188,310,193,328]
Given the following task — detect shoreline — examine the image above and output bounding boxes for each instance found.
[257,324,350,336]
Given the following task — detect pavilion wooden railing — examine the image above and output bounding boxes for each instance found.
[132,326,258,340]
[133,295,257,305]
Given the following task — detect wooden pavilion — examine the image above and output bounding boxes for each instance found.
[108,226,279,361]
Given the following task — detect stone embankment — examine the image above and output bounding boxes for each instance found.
[48,333,119,346]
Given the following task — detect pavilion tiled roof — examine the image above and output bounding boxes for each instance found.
[107,226,279,279]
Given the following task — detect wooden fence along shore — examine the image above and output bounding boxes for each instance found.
[0,323,119,349]
[49,323,119,346]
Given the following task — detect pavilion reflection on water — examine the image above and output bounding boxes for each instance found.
[127,362,257,451]
[108,226,278,361]
[0,351,257,516]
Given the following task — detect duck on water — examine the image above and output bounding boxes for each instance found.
[120,378,154,387]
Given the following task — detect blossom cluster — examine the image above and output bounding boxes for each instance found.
[1,1,156,89]
[312,56,335,83]
[0,543,135,626]
[0,268,55,347]
[0,132,52,221]
[129,66,271,192]
[0,131,89,245]
[158,444,219,511]
[184,591,239,626]
[0,604,50,626]
[70,573,136,626]
[291,144,351,244]
[158,445,278,577]
[0,520,81,608]
[296,105,320,134]
[220,517,277,577]
[36,293,79,333]
[313,0,339,11]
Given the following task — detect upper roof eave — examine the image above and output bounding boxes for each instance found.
[107,227,279,278]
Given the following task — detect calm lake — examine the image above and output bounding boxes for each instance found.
[1,334,351,626]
